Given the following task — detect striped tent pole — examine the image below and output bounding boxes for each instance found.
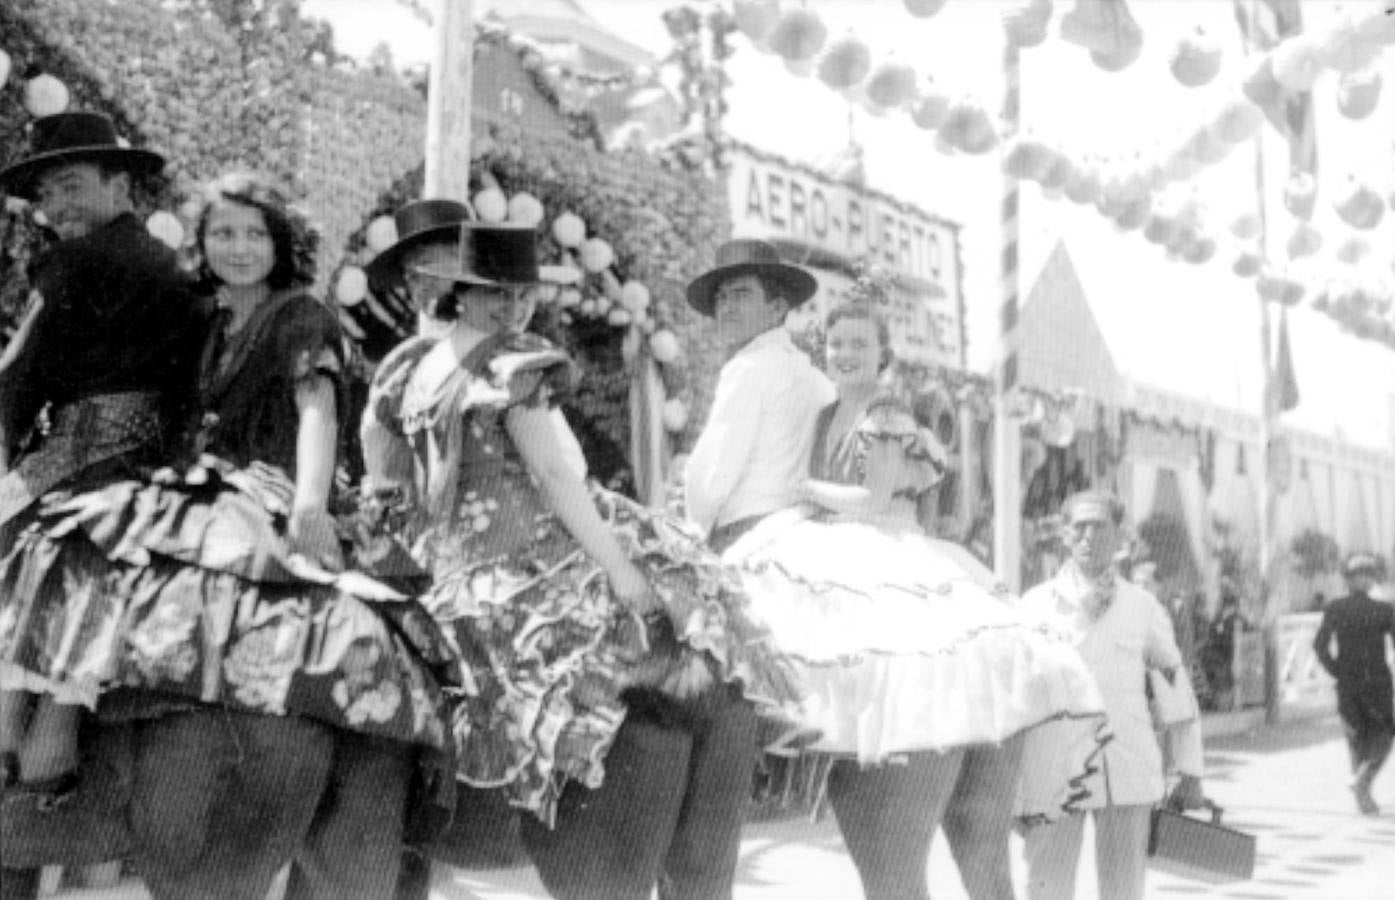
[992,36,1023,592]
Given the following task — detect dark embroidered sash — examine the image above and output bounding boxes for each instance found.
[0,391,162,525]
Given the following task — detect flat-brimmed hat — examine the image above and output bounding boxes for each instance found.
[1343,553,1381,578]
[685,238,817,317]
[413,223,579,287]
[0,111,164,200]
[364,198,474,283]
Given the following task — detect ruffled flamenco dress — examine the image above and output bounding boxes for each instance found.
[0,291,455,754]
[723,400,1111,820]
[359,331,804,826]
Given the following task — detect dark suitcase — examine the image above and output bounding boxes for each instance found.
[1147,799,1256,884]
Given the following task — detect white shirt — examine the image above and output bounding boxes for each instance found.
[685,328,835,535]
[1019,566,1205,808]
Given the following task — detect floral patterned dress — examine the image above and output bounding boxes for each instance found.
[0,290,453,751]
[361,331,802,826]
[725,399,1110,820]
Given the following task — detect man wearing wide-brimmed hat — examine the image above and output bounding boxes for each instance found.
[647,238,832,898]
[683,238,834,551]
[0,111,209,899]
[360,198,475,352]
[1314,552,1395,815]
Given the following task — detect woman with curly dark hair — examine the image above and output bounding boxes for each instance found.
[0,171,455,899]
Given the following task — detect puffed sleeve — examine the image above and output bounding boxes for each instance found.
[361,336,436,493]
[856,401,947,497]
[474,332,580,411]
[276,295,346,395]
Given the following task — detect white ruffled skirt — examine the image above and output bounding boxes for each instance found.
[726,508,1110,818]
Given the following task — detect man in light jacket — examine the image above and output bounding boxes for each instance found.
[1018,490,1205,900]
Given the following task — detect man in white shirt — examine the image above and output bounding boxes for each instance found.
[684,239,835,552]
[1018,490,1206,900]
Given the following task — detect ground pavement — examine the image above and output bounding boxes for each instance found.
[39,712,1395,899]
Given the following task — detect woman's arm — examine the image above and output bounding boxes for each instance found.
[800,437,900,518]
[289,373,342,567]
[507,402,656,613]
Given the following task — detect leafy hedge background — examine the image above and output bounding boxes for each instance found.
[2,0,736,492]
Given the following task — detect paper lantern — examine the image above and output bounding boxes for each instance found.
[1232,248,1263,278]
[607,307,633,327]
[0,49,10,88]
[1143,214,1177,246]
[904,0,949,17]
[662,398,689,433]
[865,62,918,110]
[940,100,998,154]
[1336,237,1371,265]
[1334,176,1384,229]
[1314,15,1382,73]
[767,8,828,63]
[1283,173,1318,220]
[1112,197,1150,231]
[1182,235,1217,265]
[817,36,872,90]
[24,74,69,117]
[1211,99,1263,144]
[557,287,582,309]
[1187,128,1230,166]
[335,266,368,306]
[1337,69,1382,120]
[910,90,950,130]
[1062,0,1140,56]
[784,56,815,78]
[1285,222,1322,259]
[620,280,651,312]
[145,211,184,249]
[649,329,682,364]
[1270,36,1320,92]
[579,238,615,273]
[1063,168,1101,205]
[1039,156,1073,192]
[1171,27,1223,88]
[365,215,398,253]
[733,0,781,43]
[507,192,545,227]
[1091,42,1142,73]
[552,212,586,248]
[473,188,507,223]
[1004,136,1054,181]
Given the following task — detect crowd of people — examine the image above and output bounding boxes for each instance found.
[20,107,1382,900]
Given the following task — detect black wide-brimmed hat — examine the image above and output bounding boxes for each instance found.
[685,238,817,317]
[364,198,475,283]
[414,223,579,287]
[0,111,165,200]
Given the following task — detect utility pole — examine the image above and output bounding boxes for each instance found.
[994,37,1023,592]
[424,0,475,201]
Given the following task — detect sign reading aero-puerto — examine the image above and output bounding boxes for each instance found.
[725,142,966,369]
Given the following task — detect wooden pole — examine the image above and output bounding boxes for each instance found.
[994,37,1023,592]
[424,0,475,201]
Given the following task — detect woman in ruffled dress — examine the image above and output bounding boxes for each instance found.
[724,301,1109,900]
[359,223,802,900]
[1,171,454,900]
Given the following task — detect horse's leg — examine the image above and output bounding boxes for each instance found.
[827,749,966,900]
[940,737,1025,900]
[521,712,691,900]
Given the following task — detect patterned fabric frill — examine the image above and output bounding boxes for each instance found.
[371,331,805,826]
[0,458,455,750]
[725,508,1111,819]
